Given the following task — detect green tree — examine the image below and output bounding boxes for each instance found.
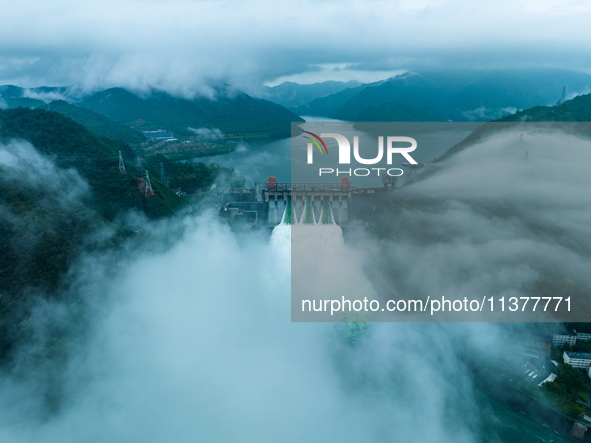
[556,363,588,392]
[544,381,567,396]
[574,341,591,353]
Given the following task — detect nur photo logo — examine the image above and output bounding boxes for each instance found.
[302,130,419,177]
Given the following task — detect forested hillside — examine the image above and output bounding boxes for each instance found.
[78,87,297,138]
[46,100,147,145]
[496,93,591,122]
[0,107,237,366]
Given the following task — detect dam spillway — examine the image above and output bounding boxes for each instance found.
[219,176,398,228]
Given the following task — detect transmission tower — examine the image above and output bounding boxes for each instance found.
[557,86,566,106]
[118,151,126,173]
[145,170,154,197]
[159,162,169,187]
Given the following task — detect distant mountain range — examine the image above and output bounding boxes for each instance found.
[260,80,361,109]
[0,84,71,104]
[77,87,303,138]
[1,85,304,143]
[292,69,591,122]
[3,68,591,147]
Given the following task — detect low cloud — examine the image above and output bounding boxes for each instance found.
[460,106,518,121]
[0,129,573,441]
[0,140,89,207]
[1,1,591,95]
[372,125,591,321]
[0,140,98,277]
[188,127,225,139]
[0,207,515,442]
[21,88,70,103]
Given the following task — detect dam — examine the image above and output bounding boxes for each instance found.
[219,176,399,227]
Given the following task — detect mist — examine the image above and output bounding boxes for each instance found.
[370,125,591,322]
[0,140,513,442]
[0,211,495,442]
[0,140,101,276]
[0,127,581,441]
[0,140,89,203]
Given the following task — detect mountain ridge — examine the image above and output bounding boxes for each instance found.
[77,87,298,139]
[260,80,362,109]
[292,68,591,122]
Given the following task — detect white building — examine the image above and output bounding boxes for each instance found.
[563,351,591,369]
[576,331,591,342]
[553,334,577,346]
[539,373,557,387]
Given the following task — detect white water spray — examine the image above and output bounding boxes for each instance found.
[270,197,377,321]
[270,197,344,250]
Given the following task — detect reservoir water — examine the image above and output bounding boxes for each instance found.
[193,120,481,187]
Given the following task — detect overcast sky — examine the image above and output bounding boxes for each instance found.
[1,0,591,95]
